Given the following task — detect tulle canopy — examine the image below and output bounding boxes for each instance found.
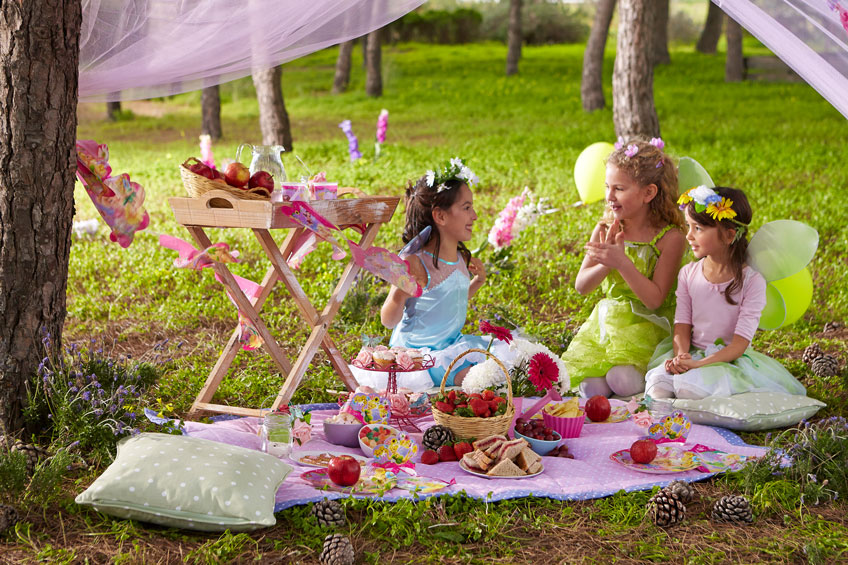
[718,0,848,119]
[79,0,424,102]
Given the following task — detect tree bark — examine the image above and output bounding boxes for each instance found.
[365,29,382,97]
[725,17,744,82]
[252,67,292,151]
[505,0,522,76]
[612,0,660,139]
[0,0,81,435]
[201,85,222,141]
[581,0,617,112]
[332,41,354,94]
[106,101,121,121]
[696,1,724,54]
[653,0,671,65]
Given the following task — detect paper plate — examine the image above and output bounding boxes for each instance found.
[292,451,368,468]
[458,460,544,480]
[299,467,397,495]
[395,476,454,494]
[585,405,631,424]
[609,444,699,474]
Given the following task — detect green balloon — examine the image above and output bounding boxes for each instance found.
[758,267,813,330]
[573,142,614,204]
[678,157,714,192]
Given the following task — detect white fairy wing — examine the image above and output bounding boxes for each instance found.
[677,157,714,191]
[747,220,818,282]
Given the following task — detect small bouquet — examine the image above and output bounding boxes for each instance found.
[625,397,654,429]
[276,404,313,445]
[463,336,568,397]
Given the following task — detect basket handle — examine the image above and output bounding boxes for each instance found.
[440,348,512,404]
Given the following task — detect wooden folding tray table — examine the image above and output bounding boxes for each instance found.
[169,190,399,418]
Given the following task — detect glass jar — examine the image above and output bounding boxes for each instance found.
[644,394,674,422]
[261,412,292,458]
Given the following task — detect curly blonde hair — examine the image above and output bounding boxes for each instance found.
[603,139,683,230]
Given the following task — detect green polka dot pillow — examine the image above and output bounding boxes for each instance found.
[76,433,291,531]
[670,392,825,431]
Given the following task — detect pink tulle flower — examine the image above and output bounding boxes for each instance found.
[353,349,373,368]
[292,419,312,445]
[487,191,528,250]
[376,109,389,144]
[528,352,558,392]
[388,393,410,417]
[625,144,639,158]
[634,411,654,429]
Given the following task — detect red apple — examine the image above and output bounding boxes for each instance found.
[249,170,274,191]
[630,439,658,464]
[188,162,216,180]
[327,455,361,487]
[585,395,611,422]
[224,161,250,188]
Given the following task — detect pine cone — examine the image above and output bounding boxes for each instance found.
[802,343,824,365]
[811,354,840,378]
[319,533,355,565]
[422,425,455,451]
[823,321,843,333]
[0,505,18,535]
[663,480,695,504]
[646,490,686,527]
[311,499,345,528]
[711,495,753,523]
[10,441,49,475]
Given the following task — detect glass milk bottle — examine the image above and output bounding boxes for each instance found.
[261,412,293,458]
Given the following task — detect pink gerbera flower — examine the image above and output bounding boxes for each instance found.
[528,352,558,392]
[479,320,513,344]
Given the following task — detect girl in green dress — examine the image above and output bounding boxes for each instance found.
[562,139,687,398]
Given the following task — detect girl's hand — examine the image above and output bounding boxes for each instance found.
[468,256,486,284]
[664,352,692,374]
[584,219,628,270]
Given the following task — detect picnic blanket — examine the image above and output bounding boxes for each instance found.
[181,400,766,512]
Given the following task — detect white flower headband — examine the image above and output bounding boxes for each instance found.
[678,185,749,243]
[425,157,478,193]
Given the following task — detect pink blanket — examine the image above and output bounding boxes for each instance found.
[182,400,766,511]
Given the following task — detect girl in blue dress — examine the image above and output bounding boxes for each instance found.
[378,159,512,389]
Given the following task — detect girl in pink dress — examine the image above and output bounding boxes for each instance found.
[644,186,806,400]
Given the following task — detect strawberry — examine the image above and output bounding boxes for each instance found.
[420,449,440,465]
[469,393,483,400]
[469,398,489,418]
[457,403,468,409]
[492,396,506,405]
[482,389,495,401]
[453,441,473,459]
[434,401,455,414]
[448,390,457,404]
[437,445,458,461]
[488,400,500,412]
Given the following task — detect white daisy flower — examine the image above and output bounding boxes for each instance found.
[425,170,436,187]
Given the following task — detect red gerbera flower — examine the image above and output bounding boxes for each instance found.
[479,319,513,344]
[528,352,558,392]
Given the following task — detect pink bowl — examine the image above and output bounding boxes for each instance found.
[543,412,584,438]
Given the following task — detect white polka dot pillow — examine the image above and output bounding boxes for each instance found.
[75,433,291,531]
[670,392,825,431]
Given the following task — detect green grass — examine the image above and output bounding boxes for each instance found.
[36,40,848,562]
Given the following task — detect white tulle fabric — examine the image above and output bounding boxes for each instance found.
[717,0,848,119]
[79,0,424,102]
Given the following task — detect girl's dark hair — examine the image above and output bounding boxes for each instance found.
[402,176,472,269]
[685,186,753,305]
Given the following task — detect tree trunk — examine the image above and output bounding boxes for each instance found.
[696,1,723,54]
[725,17,744,82]
[201,85,222,141]
[653,0,671,65]
[106,101,121,121]
[0,0,81,435]
[612,0,660,139]
[252,67,292,151]
[505,0,522,76]
[365,29,382,97]
[332,41,354,94]
[581,0,617,112]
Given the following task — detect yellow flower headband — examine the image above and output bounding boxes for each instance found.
[678,186,749,242]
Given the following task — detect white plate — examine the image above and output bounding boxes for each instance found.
[292,450,368,468]
[458,460,544,480]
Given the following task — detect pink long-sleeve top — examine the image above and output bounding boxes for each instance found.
[674,260,767,350]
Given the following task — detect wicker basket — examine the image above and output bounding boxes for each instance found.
[431,348,514,440]
[180,158,270,201]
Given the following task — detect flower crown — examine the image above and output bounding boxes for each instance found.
[678,185,749,242]
[613,137,666,167]
[425,157,479,193]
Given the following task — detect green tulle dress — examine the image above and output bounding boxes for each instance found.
[562,225,678,389]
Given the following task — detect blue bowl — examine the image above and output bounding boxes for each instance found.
[513,429,562,456]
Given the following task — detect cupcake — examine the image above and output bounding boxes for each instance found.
[407,349,425,370]
[372,350,396,369]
